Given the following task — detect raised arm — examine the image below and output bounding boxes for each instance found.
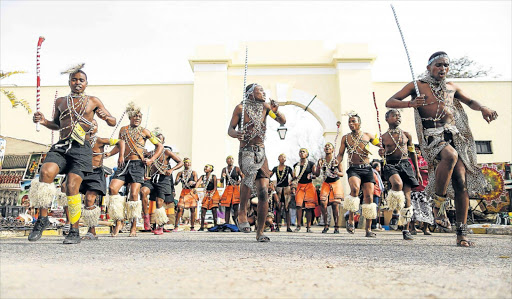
[453,83,497,123]
[386,82,425,109]
[92,97,116,127]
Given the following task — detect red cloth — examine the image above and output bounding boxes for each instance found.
[373,172,382,197]
[410,157,428,192]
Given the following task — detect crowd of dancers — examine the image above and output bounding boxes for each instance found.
[27,51,497,245]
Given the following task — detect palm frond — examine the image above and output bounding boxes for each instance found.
[0,71,26,81]
[1,88,32,113]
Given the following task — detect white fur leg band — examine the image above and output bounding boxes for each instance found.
[56,191,68,207]
[400,205,414,224]
[153,207,168,226]
[386,190,405,211]
[343,195,360,212]
[108,194,126,221]
[125,200,142,221]
[81,205,100,228]
[362,203,378,220]
[28,180,56,208]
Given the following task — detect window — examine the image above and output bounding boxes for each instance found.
[475,141,492,154]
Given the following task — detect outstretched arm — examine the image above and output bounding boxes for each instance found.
[268,100,286,125]
[453,83,497,123]
[93,97,116,127]
[386,82,425,109]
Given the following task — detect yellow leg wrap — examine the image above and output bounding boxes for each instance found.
[67,194,82,224]
[433,194,448,217]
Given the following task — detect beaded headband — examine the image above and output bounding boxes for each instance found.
[325,142,334,148]
[428,54,450,66]
[300,148,309,155]
[184,158,191,163]
[278,153,286,158]
[226,155,234,160]
[205,164,214,171]
[245,83,259,99]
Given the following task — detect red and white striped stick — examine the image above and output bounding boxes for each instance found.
[36,36,45,132]
[51,90,58,144]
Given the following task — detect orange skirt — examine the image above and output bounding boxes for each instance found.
[320,180,344,204]
[178,189,199,209]
[201,190,220,210]
[220,185,240,207]
[295,183,318,209]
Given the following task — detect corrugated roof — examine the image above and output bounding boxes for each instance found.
[0,136,50,155]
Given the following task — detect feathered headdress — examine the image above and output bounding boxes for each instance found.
[61,63,85,75]
[126,101,142,118]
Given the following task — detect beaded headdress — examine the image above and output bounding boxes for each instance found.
[245,83,259,99]
[300,148,309,156]
[205,164,214,171]
[428,54,450,66]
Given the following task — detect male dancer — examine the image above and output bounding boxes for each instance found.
[174,158,199,231]
[140,129,183,235]
[220,156,243,225]
[228,83,286,242]
[108,102,163,237]
[379,109,421,240]
[337,113,381,237]
[80,119,125,240]
[269,154,293,232]
[315,142,344,234]
[386,51,497,246]
[29,66,116,244]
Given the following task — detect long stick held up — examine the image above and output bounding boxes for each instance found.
[390,4,420,97]
[240,46,248,132]
[36,36,45,132]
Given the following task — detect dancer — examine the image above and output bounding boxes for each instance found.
[315,143,344,234]
[197,164,219,231]
[29,65,116,243]
[386,51,497,246]
[140,129,183,235]
[269,154,294,232]
[220,156,243,226]
[227,83,286,242]
[379,109,421,240]
[80,119,125,240]
[174,158,199,231]
[108,102,163,237]
[292,148,318,233]
[336,112,381,237]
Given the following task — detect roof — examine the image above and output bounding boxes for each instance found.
[0,136,50,155]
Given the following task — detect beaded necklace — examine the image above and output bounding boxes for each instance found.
[385,128,408,159]
[322,155,338,178]
[242,99,266,142]
[346,131,368,162]
[59,93,93,142]
[276,165,288,185]
[181,169,193,189]
[419,74,454,122]
[294,160,309,182]
[225,165,237,185]
[120,125,145,159]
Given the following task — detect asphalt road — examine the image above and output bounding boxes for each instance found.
[1,228,511,298]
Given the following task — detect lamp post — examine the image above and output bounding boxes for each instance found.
[277,124,288,140]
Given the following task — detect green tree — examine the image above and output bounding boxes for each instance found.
[0,71,32,113]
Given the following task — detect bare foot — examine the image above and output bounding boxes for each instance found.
[129,229,137,237]
[111,222,123,237]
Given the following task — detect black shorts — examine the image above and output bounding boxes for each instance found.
[346,165,375,184]
[112,160,145,184]
[79,167,107,196]
[383,159,419,188]
[143,175,173,201]
[44,139,93,179]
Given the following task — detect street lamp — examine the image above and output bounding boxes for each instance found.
[277,124,288,140]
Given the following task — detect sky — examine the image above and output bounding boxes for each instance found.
[1,1,511,87]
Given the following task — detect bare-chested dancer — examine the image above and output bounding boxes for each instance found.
[79,119,125,240]
[107,102,163,237]
[379,109,422,240]
[337,113,382,237]
[174,158,199,231]
[269,154,294,232]
[386,51,497,247]
[315,143,344,234]
[228,83,286,242]
[29,66,116,244]
[220,156,243,226]
[140,130,183,235]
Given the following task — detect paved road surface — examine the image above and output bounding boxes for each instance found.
[1,228,511,298]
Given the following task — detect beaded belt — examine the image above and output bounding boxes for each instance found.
[241,144,264,152]
[349,163,370,169]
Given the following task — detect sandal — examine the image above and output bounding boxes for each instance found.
[321,227,329,234]
[62,224,70,236]
[346,223,355,234]
[256,234,270,242]
[456,222,475,247]
[238,222,251,233]
[402,230,414,240]
[81,232,98,240]
[365,231,376,238]
[306,228,313,233]
[333,227,339,234]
